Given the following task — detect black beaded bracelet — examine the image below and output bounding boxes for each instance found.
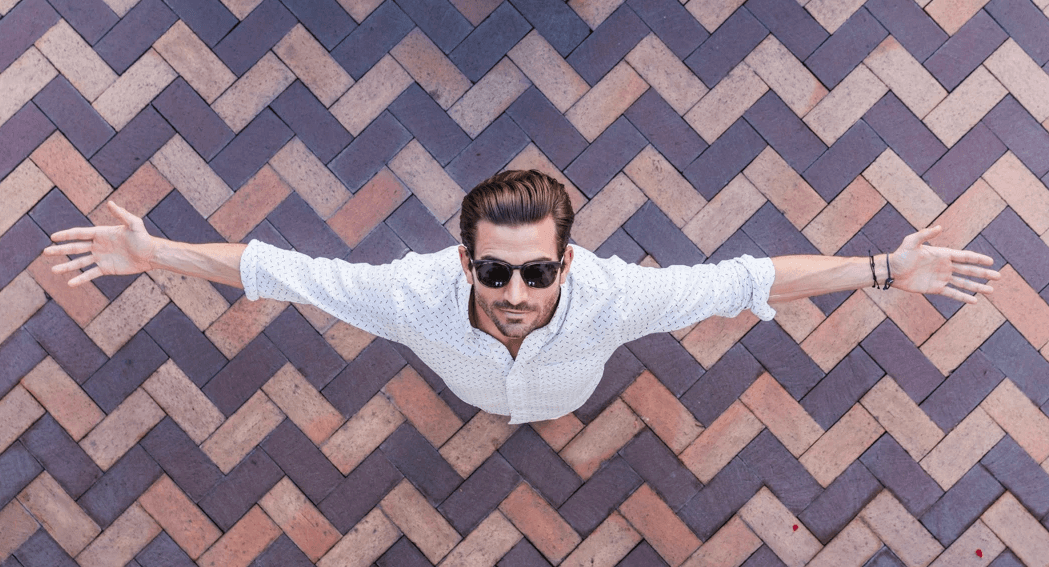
[869,250,877,289]
[869,250,895,290]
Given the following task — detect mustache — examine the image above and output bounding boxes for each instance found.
[493,301,534,311]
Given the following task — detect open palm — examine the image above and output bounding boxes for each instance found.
[44,202,156,287]
[890,226,999,304]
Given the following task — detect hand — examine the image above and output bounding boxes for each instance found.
[44,201,157,287]
[889,226,1001,304]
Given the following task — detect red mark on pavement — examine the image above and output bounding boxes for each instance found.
[976,549,983,558]
[792,524,798,531]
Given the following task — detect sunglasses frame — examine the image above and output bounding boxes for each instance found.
[468,255,565,289]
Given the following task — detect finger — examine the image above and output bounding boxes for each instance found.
[68,266,102,287]
[950,275,994,295]
[952,263,1001,281]
[949,248,995,266]
[938,286,978,304]
[43,242,94,256]
[50,226,102,242]
[52,254,96,274]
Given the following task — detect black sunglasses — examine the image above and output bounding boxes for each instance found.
[469,256,564,289]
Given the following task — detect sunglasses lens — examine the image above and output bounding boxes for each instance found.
[522,264,559,288]
[475,262,511,287]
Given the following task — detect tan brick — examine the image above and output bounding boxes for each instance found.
[686,62,767,144]
[259,477,340,561]
[384,367,464,446]
[213,52,296,132]
[138,475,220,559]
[804,64,887,145]
[861,286,945,345]
[772,298,825,343]
[928,178,1005,252]
[680,400,765,484]
[27,253,108,328]
[861,376,944,461]
[0,47,56,125]
[622,371,704,454]
[863,149,947,229]
[388,140,464,222]
[505,144,589,213]
[93,49,176,130]
[739,487,822,566]
[438,510,521,567]
[740,372,824,457]
[683,515,761,567]
[925,0,991,34]
[982,378,1049,463]
[31,132,111,214]
[149,269,230,332]
[84,274,168,356]
[446,210,463,243]
[626,34,706,115]
[202,390,285,473]
[323,320,375,361]
[20,357,103,441]
[17,472,99,556]
[0,0,17,15]
[197,505,282,567]
[331,54,413,136]
[271,138,349,219]
[572,173,647,250]
[0,500,38,559]
[0,160,52,235]
[746,35,827,116]
[567,61,648,142]
[501,483,582,564]
[263,363,344,444]
[80,389,164,470]
[154,20,235,104]
[985,264,1049,349]
[205,296,287,359]
[322,393,404,474]
[561,511,641,567]
[621,484,701,566]
[274,24,353,107]
[508,30,589,113]
[924,66,1006,147]
[930,519,1004,567]
[77,502,160,567]
[531,412,584,452]
[208,165,291,242]
[326,168,408,247]
[859,491,944,566]
[864,36,947,118]
[981,492,1049,567]
[35,19,116,102]
[682,311,760,368]
[336,0,383,22]
[744,151,825,231]
[807,518,881,567]
[683,174,767,256]
[804,176,885,255]
[686,0,745,32]
[568,0,625,28]
[440,410,516,476]
[449,58,530,138]
[103,0,142,16]
[391,28,470,110]
[805,0,866,33]
[802,291,886,372]
[0,384,45,454]
[625,146,705,227]
[801,404,883,487]
[0,272,46,345]
[88,163,174,227]
[984,39,1049,122]
[152,135,232,217]
[982,151,1049,235]
[381,479,461,563]
[560,398,644,480]
[921,296,1005,374]
[319,507,400,567]
[296,303,339,333]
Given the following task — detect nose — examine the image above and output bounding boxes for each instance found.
[503,270,529,306]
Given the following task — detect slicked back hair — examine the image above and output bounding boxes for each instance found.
[460,170,574,259]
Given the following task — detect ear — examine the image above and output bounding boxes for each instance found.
[559,245,574,285]
[458,246,474,285]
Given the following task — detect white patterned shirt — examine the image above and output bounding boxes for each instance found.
[241,241,776,424]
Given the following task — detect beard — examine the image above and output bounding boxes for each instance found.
[476,293,560,339]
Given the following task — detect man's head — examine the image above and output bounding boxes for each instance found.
[458,170,576,342]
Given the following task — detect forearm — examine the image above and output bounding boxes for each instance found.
[150,237,247,289]
[769,254,891,303]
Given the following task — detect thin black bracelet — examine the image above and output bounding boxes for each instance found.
[869,250,877,289]
[883,253,894,290]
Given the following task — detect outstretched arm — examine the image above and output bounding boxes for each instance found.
[769,226,1001,304]
[44,201,246,289]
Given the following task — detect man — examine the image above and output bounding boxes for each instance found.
[46,170,1000,424]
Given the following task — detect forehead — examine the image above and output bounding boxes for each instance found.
[473,217,559,262]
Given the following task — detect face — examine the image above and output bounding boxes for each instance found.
[459,217,574,341]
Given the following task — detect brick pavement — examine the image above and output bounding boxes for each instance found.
[2,0,1049,565]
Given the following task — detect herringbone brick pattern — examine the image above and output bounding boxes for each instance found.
[2,0,1049,564]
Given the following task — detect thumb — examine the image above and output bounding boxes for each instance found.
[107,201,142,229]
[903,225,942,249]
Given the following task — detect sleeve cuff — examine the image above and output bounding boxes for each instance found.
[740,255,776,321]
[240,239,263,301]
